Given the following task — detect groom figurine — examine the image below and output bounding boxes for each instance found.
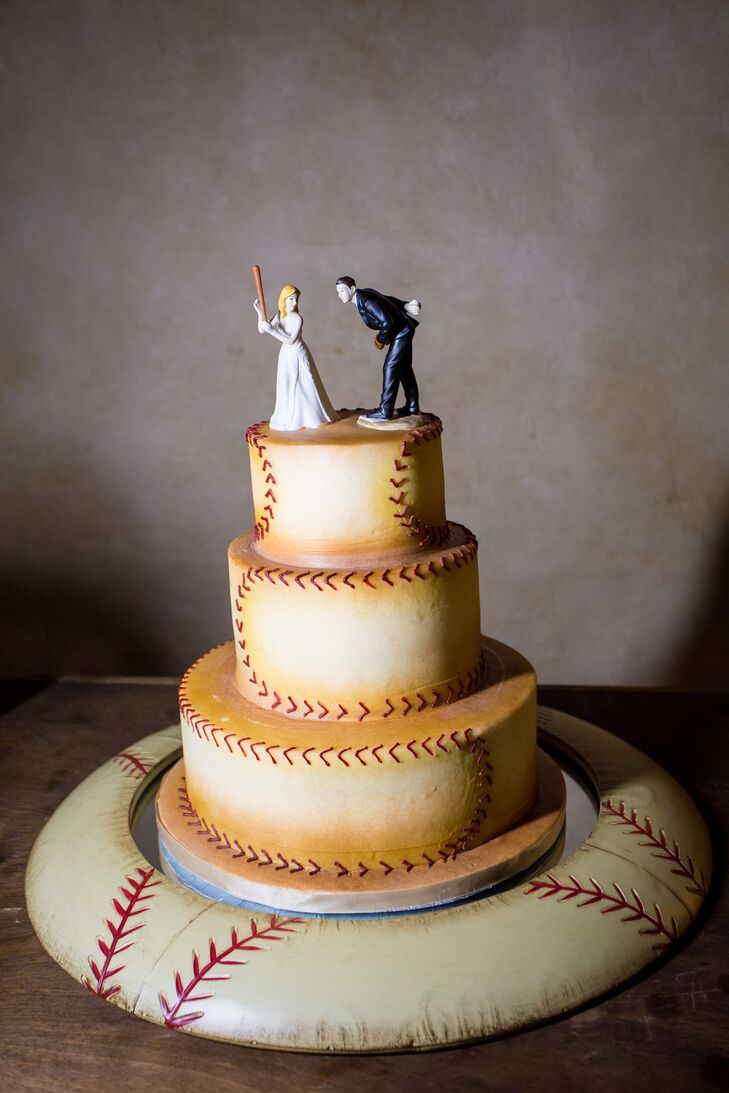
[335,276,421,422]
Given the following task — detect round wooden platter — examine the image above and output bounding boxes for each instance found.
[25,708,712,1052]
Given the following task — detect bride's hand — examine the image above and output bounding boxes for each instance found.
[258,320,272,333]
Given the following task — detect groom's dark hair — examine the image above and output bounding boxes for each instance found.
[335,276,356,288]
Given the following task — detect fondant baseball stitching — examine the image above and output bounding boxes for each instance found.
[176,733,490,877]
[524,873,679,951]
[388,418,450,549]
[601,799,708,898]
[179,645,488,750]
[82,867,160,999]
[246,423,277,542]
[113,752,153,779]
[159,914,303,1030]
[224,537,483,722]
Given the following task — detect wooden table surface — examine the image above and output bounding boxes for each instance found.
[1,680,726,1093]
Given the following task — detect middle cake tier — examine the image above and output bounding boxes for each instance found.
[229,522,483,722]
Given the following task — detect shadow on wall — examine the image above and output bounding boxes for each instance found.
[665,486,729,689]
[2,452,169,680]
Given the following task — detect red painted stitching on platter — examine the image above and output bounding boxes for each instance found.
[524,873,679,951]
[113,752,153,779]
[226,536,482,721]
[246,423,277,542]
[82,867,160,999]
[601,800,708,897]
[159,914,303,1030]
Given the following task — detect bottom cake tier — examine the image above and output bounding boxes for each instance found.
[159,637,538,889]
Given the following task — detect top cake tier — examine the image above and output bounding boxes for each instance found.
[246,413,447,566]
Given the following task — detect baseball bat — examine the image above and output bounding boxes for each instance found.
[252,265,267,321]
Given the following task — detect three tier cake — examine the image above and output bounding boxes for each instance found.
[156,412,563,912]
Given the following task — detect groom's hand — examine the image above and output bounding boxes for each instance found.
[373,336,385,350]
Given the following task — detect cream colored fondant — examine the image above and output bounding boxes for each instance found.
[156,749,564,912]
[175,639,537,875]
[247,413,447,566]
[228,523,483,720]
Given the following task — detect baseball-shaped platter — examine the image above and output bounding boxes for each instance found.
[25,708,712,1051]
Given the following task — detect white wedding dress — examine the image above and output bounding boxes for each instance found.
[268,315,336,431]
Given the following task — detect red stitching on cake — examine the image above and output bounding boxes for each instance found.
[229,546,480,721]
[159,915,302,1030]
[83,867,159,999]
[358,702,370,721]
[246,423,278,542]
[601,800,708,897]
[524,874,679,951]
[176,736,489,882]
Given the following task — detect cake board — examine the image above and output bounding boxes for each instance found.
[25,706,712,1052]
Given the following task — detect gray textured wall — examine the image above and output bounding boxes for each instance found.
[2,1,728,685]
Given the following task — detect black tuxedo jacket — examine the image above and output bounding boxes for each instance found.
[355,288,419,346]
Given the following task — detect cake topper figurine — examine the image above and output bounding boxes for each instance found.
[253,265,337,431]
[335,276,422,423]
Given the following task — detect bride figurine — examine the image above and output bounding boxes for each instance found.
[254,284,337,431]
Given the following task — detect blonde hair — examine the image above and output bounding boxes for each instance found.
[277,284,299,318]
